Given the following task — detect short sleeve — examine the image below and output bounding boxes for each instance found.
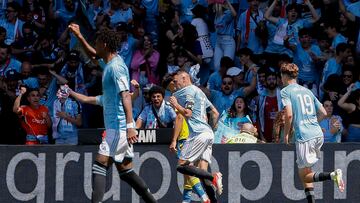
[138,106,149,122]
[96,95,103,106]
[113,66,130,93]
[280,89,291,107]
[98,59,106,70]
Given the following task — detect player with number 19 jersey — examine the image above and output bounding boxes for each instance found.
[280,83,323,142]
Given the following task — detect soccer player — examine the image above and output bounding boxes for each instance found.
[67,24,156,203]
[170,111,211,203]
[280,63,345,203]
[169,70,222,202]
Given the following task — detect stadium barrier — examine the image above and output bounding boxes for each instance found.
[1,144,360,202]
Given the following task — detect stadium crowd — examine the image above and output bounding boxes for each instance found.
[0,0,359,145]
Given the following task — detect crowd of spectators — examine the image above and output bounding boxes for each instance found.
[0,0,359,145]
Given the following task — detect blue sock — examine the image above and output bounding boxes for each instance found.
[182,189,192,203]
[192,182,208,201]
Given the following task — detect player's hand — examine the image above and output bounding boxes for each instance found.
[169,96,178,108]
[127,128,138,144]
[68,23,82,38]
[169,140,177,153]
[131,79,140,89]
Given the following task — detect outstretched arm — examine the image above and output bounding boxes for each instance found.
[304,0,320,23]
[68,88,98,105]
[265,0,280,24]
[13,86,27,114]
[68,23,97,57]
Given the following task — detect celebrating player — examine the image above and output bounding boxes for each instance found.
[169,70,222,202]
[280,63,344,203]
[67,23,156,203]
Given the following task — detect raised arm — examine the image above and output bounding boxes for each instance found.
[338,84,357,113]
[68,87,97,105]
[68,24,97,57]
[339,0,356,22]
[226,0,237,17]
[265,0,280,24]
[243,70,258,96]
[304,0,320,23]
[13,86,27,114]
[49,70,68,85]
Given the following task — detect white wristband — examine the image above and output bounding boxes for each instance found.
[126,122,134,129]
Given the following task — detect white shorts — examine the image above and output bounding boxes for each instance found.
[98,129,134,163]
[296,137,323,168]
[180,131,214,163]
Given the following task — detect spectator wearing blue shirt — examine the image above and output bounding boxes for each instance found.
[0,2,24,45]
[136,85,176,128]
[20,61,39,89]
[175,0,197,24]
[48,0,77,33]
[0,43,21,77]
[207,56,234,91]
[108,0,133,28]
[141,0,159,46]
[320,43,351,98]
[290,28,322,96]
[323,21,348,50]
[213,0,237,71]
[236,0,265,55]
[52,87,82,145]
[82,0,104,30]
[116,22,137,68]
[265,1,320,58]
[338,0,360,55]
[237,48,259,88]
[319,99,343,143]
[205,74,257,114]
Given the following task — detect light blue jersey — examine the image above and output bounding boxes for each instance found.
[321,58,342,85]
[96,55,131,131]
[207,71,222,91]
[107,8,133,28]
[293,43,321,82]
[0,58,21,77]
[138,101,176,128]
[281,83,323,142]
[118,35,137,68]
[210,88,245,114]
[173,85,213,135]
[0,18,24,45]
[214,10,235,37]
